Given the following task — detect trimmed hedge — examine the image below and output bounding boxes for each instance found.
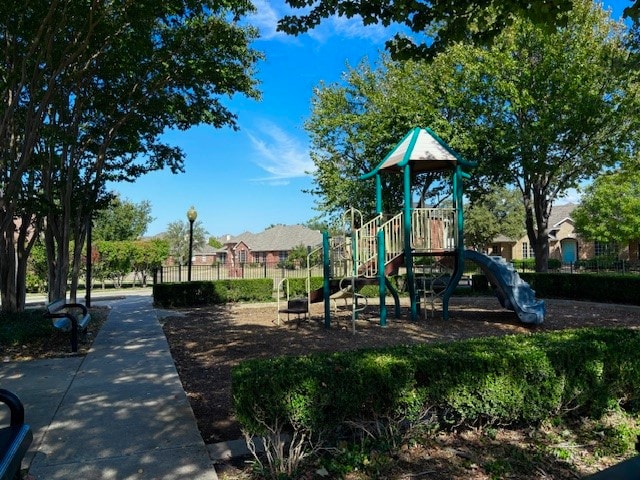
[153,279,273,308]
[522,273,640,305]
[470,272,640,306]
[286,277,324,298]
[232,328,640,438]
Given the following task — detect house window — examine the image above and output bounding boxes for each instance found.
[239,250,247,264]
[279,251,288,262]
[594,242,618,257]
[254,252,265,264]
[522,242,534,259]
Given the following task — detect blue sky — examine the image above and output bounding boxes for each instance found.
[111,0,630,238]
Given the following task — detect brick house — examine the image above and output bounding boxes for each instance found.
[190,244,219,266]
[488,203,640,264]
[212,224,322,270]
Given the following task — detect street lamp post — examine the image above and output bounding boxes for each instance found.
[187,206,197,282]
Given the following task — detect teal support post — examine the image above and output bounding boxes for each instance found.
[441,166,470,320]
[384,277,402,318]
[403,164,417,320]
[323,231,331,328]
[375,173,383,214]
[377,228,387,326]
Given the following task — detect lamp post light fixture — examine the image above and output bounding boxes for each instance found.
[187,206,197,282]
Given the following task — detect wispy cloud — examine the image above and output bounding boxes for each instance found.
[308,15,391,44]
[248,121,314,185]
[247,0,286,40]
[248,0,391,44]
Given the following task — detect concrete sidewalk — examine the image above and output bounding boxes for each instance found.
[0,295,218,480]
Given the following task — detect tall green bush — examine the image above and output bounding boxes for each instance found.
[153,278,273,307]
[233,328,640,440]
[523,273,640,305]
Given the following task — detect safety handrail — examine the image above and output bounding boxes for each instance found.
[411,208,457,252]
[353,214,383,277]
[380,212,404,266]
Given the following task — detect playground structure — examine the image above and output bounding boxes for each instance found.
[296,127,545,328]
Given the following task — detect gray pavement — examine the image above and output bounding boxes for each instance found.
[1,295,219,480]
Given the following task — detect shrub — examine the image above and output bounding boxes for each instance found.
[0,309,54,345]
[153,279,273,307]
[286,277,323,298]
[233,328,640,446]
[524,273,640,305]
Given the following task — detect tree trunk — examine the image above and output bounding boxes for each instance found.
[15,213,39,311]
[525,188,552,273]
[0,217,18,313]
[68,218,87,303]
[44,215,71,302]
[522,183,553,273]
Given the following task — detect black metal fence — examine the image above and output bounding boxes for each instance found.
[154,258,640,286]
[154,263,324,284]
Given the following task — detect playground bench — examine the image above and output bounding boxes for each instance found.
[43,299,91,353]
[0,389,33,480]
[278,298,309,325]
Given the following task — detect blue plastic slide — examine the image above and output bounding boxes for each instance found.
[463,250,545,324]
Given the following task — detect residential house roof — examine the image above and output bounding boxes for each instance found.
[548,203,577,228]
[491,203,578,243]
[224,224,322,251]
[193,244,219,255]
[548,203,577,241]
[492,234,517,244]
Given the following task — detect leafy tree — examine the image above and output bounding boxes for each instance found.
[287,244,310,267]
[451,1,638,271]
[305,56,451,224]
[94,241,135,288]
[305,0,638,272]
[0,0,261,311]
[573,163,640,244]
[91,238,168,288]
[130,240,170,287]
[93,197,153,242]
[27,240,48,293]
[165,220,208,266]
[464,188,525,251]
[279,0,640,59]
[208,237,223,249]
[306,219,330,232]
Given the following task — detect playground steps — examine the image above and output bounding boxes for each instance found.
[384,253,405,276]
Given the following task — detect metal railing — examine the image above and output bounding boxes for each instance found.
[328,236,353,279]
[154,262,324,283]
[353,214,382,277]
[411,208,456,252]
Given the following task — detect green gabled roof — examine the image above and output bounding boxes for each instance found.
[362,127,475,179]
